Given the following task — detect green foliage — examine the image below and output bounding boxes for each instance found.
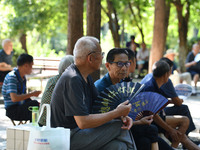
[4,0,68,37]
[0,0,200,59]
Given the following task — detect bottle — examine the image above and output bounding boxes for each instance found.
[32,106,39,126]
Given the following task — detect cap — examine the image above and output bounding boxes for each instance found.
[32,106,39,111]
[164,49,177,57]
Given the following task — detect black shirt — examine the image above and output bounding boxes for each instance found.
[50,64,98,129]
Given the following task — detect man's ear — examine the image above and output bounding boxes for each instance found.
[87,55,92,63]
[105,62,110,71]
[163,72,169,80]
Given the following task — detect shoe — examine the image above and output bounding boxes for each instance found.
[191,87,197,96]
[191,92,197,96]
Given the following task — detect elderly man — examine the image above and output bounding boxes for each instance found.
[143,60,200,150]
[185,43,200,91]
[164,49,191,86]
[51,36,135,150]
[0,39,14,82]
[2,53,40,121]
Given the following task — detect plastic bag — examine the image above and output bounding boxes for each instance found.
[27,104,70,150]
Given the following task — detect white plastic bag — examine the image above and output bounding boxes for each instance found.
[27,104,70,150]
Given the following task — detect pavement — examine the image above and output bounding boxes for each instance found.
[0,79,200,150]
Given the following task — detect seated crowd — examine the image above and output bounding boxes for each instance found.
[1,37,200,150]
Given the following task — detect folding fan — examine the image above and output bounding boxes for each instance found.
[128,92,169,120]
[92,82,145,114]
[175,84,193,100]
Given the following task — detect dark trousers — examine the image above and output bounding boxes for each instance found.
[131,124,173,150]
[6,99,39,121]
[164,104,196,135]
[0,71,10,82]
[131,124,158,150]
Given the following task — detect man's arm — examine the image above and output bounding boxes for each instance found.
[171,97,183,106]
[185,61,196,68]
[0,62,12,71]
[10,91,41,102]
[74,100,131,129]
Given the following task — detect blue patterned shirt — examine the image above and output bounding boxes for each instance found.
[2,68,26,108]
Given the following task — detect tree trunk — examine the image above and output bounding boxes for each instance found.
[173,0,190,72]
[163,1,170,50]
[20,33,28,54]
[87,0,101,81]
[149,0,166,73]
[66,0,83,55]
[106,0,120,48]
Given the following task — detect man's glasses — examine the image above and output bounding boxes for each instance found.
[88,51,105,58]
[110,61,131,68]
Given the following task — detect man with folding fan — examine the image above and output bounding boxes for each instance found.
[142,60,200,150]
[51,36,136,150]
[95,48,174,150]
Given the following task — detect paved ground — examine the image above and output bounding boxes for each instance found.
[0,79,200,150]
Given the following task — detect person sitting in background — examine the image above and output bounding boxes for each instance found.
[141,57,196,136]
[185,43,200,93]
[164,49,191,86]
[51,36,135,150]
[142,60,199,150]
[2,53,41,122]
[0,39,14,83]
[38,55,74,126]
[136,42,149,78]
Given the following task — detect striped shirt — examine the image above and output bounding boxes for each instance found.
[2,68,26,108]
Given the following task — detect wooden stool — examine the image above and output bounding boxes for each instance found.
[10,119,28,126]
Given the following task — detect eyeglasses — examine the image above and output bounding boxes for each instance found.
[88,51,105,58]
[110,61,131,68]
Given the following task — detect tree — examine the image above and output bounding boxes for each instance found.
[149,0,166,72]
[4,0,68,54]
[128,0,151,43]
[171,0,190,71]
[66,0,84,55]
[87,0,101,81]
[102,0,120,47]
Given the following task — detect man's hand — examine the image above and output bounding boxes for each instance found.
[134,115,153,125]
[171,97,183,106]
[0,62,12,71]
[116,100,131,117]
[121,116,133,130]
[31,91,41,97]
[168,128,182,142]
[140,115,153,125]
[0,62,8,67]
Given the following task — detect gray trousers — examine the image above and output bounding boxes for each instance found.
[70,119,136,150]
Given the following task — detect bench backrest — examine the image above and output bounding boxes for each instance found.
[33,57,61,73]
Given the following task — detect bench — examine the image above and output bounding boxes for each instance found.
[26,57,61,91]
